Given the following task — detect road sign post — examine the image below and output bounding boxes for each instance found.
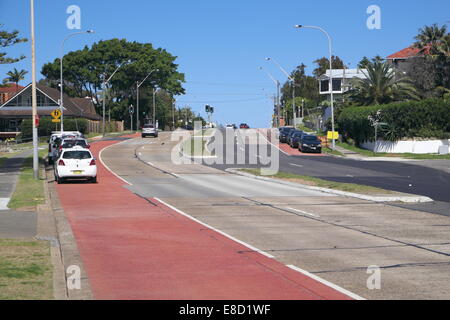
[129,104,134,131]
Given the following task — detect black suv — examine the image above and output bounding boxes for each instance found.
[299,135,322,153]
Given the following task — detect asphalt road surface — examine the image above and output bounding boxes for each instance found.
[205,128,450,216]
[96,132,450,299]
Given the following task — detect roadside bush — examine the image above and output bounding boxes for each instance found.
[337,98,450,145]
[21,118,88,139]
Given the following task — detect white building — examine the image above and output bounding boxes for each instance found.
[318,69,368,95]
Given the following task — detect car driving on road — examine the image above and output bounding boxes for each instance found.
[299,135,322,153]
[54,146,97,184]
[141,124,158,138]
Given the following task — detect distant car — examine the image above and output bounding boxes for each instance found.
[290,131,306,148]
[54,146,97,184]
[286,130,303,146]
[141,124,158,137]
[279,127,295,143]
[226,124,237,129]
[299,135,322,153]
[239,123,249,129]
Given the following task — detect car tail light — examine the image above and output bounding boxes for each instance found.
[86,145,91,149]
[89,159,96,166]
[58,159,65,166]
[59,145,62,151]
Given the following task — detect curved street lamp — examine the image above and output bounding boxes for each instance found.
[259,66,281,127]
[60,30,94,133]
[294,24,336,149]
[136,68,159,129]
[265,57,297,126]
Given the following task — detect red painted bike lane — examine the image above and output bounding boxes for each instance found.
[56,136,355,300]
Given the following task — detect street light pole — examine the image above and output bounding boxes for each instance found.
[136,69,158,129]
[295,24,335,149]
[266,57,296,126]
[30,0,38,179]
[60,30,94,133]
[102,61,127,136]
[259,66,281,127]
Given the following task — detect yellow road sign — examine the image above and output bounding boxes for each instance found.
[52,119,61,123]
[327,131,339,140]
[51,109,61,119]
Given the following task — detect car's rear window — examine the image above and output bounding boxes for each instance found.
[62,151,92,159]
[62,140,87,148]
[303,136,319,141]
[143,125,154,128]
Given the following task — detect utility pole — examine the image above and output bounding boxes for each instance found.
[30,0,38,179]
[153,87,156,125]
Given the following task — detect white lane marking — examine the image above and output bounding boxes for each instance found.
[346,174,354,178]
[154,197,275,259]
[0,198,10,211]
[286,207,320,218]
[286,264,366,300]
[289,163,303,168]
[99,141,133,186]
[146,161,155,166]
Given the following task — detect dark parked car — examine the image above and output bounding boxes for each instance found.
[299,135,322,153]
[287,130,303,146]
[239,123,250,129]
[279,127,295,143]
[290,131,306,148]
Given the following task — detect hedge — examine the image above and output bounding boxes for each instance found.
[337,98,450,144]
[20,118,88,139]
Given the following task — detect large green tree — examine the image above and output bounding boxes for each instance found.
[414,23,449,56]
[41,39,185,124]
[313,56,345,78]
[346,58,419,105]
[0,24,27,64]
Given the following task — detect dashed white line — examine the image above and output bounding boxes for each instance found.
[286,207,320,218]
[289,163,303,168]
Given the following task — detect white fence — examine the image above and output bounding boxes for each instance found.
[361,139,450,154]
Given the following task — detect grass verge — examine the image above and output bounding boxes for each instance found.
[239,168,396,195]
[337,142,450,160]
[0,239,53,300]
[7,149,46,210]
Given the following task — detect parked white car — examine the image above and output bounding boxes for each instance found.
[54,146,97,184]
[48,131,83,164]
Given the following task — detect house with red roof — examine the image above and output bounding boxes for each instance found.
[0,83,25,105]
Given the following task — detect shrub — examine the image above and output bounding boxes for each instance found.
[21,118,88,139]
[337,98,450,144]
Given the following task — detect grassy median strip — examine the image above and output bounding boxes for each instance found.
[337,142,450,160]
[0,239,53,300]
[239,168,395,195]
[7,150,46,210]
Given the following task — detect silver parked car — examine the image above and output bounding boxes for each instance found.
[141,124,158,138]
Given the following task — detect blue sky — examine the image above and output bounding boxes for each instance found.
[1,0,449,127]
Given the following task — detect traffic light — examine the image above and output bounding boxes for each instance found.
[205,105,211,113]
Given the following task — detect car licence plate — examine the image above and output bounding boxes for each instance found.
[72,170,83,175]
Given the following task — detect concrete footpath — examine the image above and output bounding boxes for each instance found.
[53,136,358,300]
[0,150,37,239]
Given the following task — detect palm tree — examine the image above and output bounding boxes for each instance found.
[414,24,449,57]
[346,59,419,105]
[3,67,28,93]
